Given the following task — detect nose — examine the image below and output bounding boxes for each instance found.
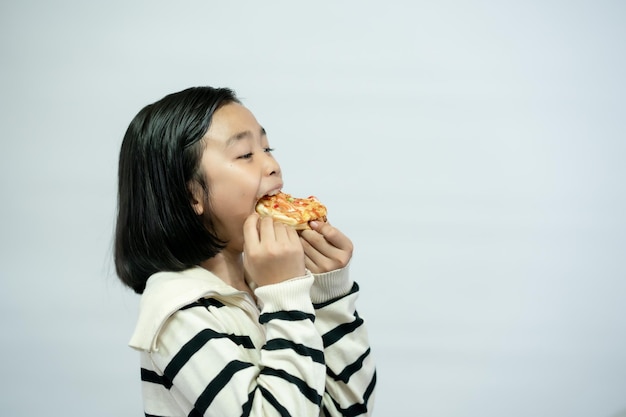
[265,153,281,177]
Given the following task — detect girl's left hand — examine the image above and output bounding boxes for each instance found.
[299,221,353,274]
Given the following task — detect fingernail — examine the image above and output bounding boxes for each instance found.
[309,221,319,229]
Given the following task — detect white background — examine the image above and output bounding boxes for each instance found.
[1,1,625,416]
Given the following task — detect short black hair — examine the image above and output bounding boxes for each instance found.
[114,86,239,293]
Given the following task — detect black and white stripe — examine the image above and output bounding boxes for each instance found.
[134,268,375,417]
[142,296,328,416]
[313,282,377,416]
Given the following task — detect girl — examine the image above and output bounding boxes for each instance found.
[115,86,376,416]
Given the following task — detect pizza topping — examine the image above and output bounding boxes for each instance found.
[255,192,327,229]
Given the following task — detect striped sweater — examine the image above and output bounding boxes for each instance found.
[128,265,376,416]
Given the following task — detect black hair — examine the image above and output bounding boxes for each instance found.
[114,86,239,293]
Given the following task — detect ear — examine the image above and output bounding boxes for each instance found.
[188,181,205,216]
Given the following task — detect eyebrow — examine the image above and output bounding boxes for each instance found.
[225,127,267,147]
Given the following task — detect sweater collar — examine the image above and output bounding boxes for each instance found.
[128,266,242,352]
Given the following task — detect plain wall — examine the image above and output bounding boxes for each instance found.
[1,1,625,416]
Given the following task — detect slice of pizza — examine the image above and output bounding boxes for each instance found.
[255,192,327,230]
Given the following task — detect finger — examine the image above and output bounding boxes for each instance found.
[272,220,290,242]
[300,228,344,259]
[258,215,276,242]
[303,253,320,274]
[300,223,353,272]
[300,234,324,259]
[243,213,261,246]
[285,223,301,243]
[301,240,333,274]
[309,221,353,252]
[300,233,340,269]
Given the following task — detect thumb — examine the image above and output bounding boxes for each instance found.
[309,220,352,252]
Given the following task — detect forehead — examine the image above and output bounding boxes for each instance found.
[204,102,262,145]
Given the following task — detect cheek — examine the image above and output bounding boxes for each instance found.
[210,167,259,207]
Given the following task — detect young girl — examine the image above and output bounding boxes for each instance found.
[115,86,376,416]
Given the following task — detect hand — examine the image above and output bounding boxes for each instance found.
[299,221,353,274]
[243,213,306,286]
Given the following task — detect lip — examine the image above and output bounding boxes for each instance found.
[259,184,283,199]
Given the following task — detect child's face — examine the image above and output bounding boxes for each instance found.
[196,102,283,250]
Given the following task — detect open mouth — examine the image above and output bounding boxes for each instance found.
[258,187,282,200]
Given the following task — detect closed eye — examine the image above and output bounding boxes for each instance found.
[237,148,274,160]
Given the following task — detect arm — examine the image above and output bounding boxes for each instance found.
[143,215,328,416]
[147,274,327,416]
[300,222,377,416]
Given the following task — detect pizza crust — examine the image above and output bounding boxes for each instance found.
[255,205,310,229]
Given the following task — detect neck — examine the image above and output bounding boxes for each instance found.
[199,250,250,294]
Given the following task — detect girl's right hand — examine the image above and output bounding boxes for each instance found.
[243,213,306,286]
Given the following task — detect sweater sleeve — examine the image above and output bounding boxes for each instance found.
[311,266,377,416]
[144,274,327,417]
